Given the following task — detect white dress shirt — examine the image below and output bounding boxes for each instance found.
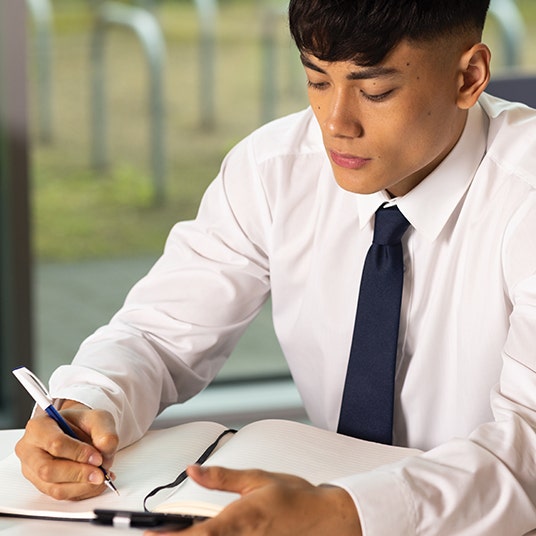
[50,93,536,535]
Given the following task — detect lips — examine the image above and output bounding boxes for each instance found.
[329,150,371,170]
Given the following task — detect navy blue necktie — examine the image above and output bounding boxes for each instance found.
[338,205,410,444]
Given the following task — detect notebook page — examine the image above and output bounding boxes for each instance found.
[0,421,226,518]
[155,419,421,514]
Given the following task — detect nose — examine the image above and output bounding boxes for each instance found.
[323,89,364,139]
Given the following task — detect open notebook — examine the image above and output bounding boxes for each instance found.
[0,419,421,522]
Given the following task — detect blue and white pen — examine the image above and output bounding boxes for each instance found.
[12,366,119,495]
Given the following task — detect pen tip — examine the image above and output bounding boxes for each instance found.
[105,479,119,495]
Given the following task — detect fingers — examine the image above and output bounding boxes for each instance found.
[60,405,119,465]
[144,468,362,536]
[186,465,278,494]
[18,455,109,501]
[14,402,119,500]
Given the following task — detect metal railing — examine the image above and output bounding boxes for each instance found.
[26,0,54,143]
[489,0,525,66]
[90,1,167,205]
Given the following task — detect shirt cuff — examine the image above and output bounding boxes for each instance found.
[331,467,416,536]
[48,365,144,449]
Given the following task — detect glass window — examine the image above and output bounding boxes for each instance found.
[29,0,307,385]
[1,0,535,425]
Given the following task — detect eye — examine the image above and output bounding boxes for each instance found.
[360,89,394,102]
[307,80,329,91]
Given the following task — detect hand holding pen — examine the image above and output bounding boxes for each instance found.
[12,367,120,499]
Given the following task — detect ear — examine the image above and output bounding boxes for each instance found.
[456,43,491,109]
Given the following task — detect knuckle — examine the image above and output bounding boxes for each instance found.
[211,466,226,480]
[248,468,270,483]
[46,437,65,457]
[74,443,93,463]
[211,466,235,487]
[78,468,91,486]
[48,484,69,501]
[68,463,91,485]
[98,432,119,453]
[37,460,90,487]
[43,433,94,465]
[249,469,265,479]
[108,432,119,449]
[36,462,54,483]
[14,439,25,460]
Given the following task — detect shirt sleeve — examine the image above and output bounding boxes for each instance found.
[49,135,273,449]
[331,195,536,535]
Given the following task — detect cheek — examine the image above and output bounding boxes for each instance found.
[307,90,324,114]
[414,105,457,156]
[382,104,449,166]
[367,112,421,165]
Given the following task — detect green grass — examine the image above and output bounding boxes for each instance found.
[30,0,536,261]
[31,0,305,260]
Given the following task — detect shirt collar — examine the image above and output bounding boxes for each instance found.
[357,102,489,241]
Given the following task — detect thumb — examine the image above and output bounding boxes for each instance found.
[84,409,119,463]
[186,465,271,495]
[62,405,119,463]
[88,410,118,452]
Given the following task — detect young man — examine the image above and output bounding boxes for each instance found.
[15,0,536,534]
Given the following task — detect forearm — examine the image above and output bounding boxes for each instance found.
[48,328,192,449]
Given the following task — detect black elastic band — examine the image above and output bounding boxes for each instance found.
[143,428,236,512]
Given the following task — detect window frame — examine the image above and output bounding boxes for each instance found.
[0,0,34,428]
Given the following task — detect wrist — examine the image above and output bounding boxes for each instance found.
[319,485,362,535]
[57,399,90,411]
[31,398,87,419]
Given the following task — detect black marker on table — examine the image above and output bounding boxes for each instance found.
[12,366,119,496]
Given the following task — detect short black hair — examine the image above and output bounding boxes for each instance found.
[289,0,491,66]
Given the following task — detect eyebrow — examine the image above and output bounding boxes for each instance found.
[300,54,401,80]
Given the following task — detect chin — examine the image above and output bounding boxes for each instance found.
[332,174,384,195]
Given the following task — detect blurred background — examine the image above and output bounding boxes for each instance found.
[1,0,536,427]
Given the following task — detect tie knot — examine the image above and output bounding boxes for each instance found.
[373,206,410,245]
